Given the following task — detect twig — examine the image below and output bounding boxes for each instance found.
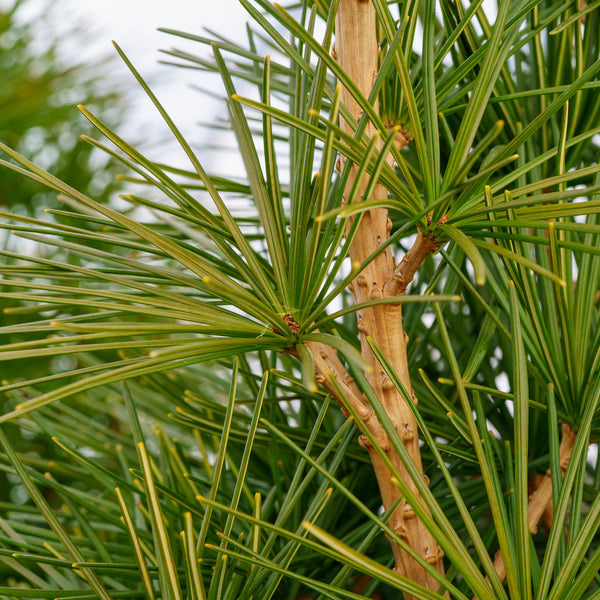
[307,339,367,418]
[384,227,446,297]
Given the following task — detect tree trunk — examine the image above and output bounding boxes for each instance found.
[330,0,445,594]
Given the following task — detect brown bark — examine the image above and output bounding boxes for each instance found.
[306,0,446,594]
[384,228,446,297]
[307,339,366,417]
[527,422,576,533]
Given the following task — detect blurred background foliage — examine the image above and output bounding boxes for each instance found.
[0,0,125,520]
[0,0,122,214]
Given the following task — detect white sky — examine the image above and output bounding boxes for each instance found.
[7,0,251,170]
[10,1,249,61]
[54,0,249,68]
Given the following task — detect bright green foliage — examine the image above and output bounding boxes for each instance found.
[0,1,599,599]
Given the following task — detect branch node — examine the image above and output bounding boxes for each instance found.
[424,545,444,564]
[382,376,395,392]
[392,523,409,541]
[357,319,369,334]
[370,285,382,300]
[358,434,371,449]
[402,424,415,443]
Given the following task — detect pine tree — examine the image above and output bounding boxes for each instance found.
[1,2,599,599]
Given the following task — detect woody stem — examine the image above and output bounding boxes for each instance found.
[306,0,448,595]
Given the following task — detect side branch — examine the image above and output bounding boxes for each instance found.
[308,339,397,452]
[307,339,366,417]
[527,422,576,533]
[384,228,446,297]
[481,422,577,591]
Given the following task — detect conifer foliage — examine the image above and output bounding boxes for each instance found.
[1,1,600,599]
